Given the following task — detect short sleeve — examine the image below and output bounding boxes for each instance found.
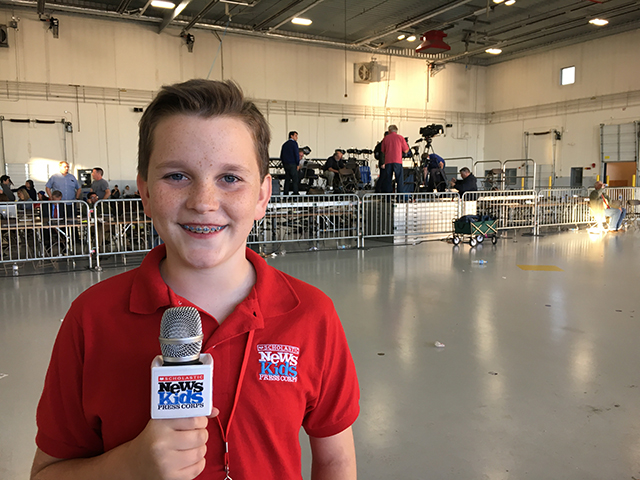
[302,311,360,438]
[35,309,104,459]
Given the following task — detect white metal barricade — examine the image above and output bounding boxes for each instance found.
[1,200,92,270]
[93,199,160,269]
[248,194,360,248]
[361,192,460,245]
[535,188,592,228]
[461,190,537,231]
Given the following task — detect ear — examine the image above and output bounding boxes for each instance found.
[254,174,272,221]
[136,174,152,219]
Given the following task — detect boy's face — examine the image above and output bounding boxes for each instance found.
[138,114,271,272]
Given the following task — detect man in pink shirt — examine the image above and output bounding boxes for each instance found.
[380,124,409,193]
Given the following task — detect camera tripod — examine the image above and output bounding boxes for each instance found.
[406,137,448,193]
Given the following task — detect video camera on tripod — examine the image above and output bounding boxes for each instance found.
[419,124,444,147]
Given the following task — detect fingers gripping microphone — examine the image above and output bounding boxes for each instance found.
[151,307,214,419]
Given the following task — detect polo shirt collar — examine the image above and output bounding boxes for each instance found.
[130,245,300,323]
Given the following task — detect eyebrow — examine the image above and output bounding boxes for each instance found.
[153,160,254,175]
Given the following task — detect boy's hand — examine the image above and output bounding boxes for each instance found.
[127,414,214,480]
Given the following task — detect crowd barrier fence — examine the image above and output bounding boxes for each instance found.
[2,187,640,272]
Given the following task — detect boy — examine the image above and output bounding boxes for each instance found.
[31,80,359,479]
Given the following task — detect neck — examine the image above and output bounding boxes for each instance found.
[160,249,256,324]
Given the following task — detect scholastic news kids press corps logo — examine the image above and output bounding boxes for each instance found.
[257,344,299,383]
[156,374,205,411]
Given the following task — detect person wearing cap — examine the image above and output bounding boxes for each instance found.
[38,191,49,201]
[450,167,478,197]
[1,175,15,201]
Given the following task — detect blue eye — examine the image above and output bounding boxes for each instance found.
[167,173,187,181]
[222,175,239,183]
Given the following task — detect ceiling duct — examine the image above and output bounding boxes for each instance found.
[416,30,451,54]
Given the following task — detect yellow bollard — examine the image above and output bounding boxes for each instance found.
[596,174,600,182]
[633,175,636,187]
[548,176,552,188]
[521,177,525,190]
[606,175,610,184]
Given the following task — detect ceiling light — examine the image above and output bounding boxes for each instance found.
[291,17,312,26]
[485,48,502,55]
[493,0,504,3]
[151,0,175,8]
[505,0,516,5]
[589,18,608,26]
[397,34,406,40]
[407,35,416,42]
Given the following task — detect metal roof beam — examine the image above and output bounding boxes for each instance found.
[253,0,305,31]
[268,0,327,31]
[181,0,220,34]
[157,0,193,33]
[354,0,476,46]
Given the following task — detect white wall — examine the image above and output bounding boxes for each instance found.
[484,29,640,186]
[0,10,486,186]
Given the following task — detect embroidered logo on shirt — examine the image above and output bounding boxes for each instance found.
[257,344,299,382]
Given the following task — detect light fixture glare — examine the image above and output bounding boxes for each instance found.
[505,0,516,5]
[397,34,406,40]
[493,0,505,3]
[407,35,416,42]
[151,0,175,8]
[291,17,313,26]
[589,18,608,26]
[485,48,502,55]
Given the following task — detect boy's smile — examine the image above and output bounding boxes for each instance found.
[137,114,271,273]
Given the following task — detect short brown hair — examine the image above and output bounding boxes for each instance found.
[138,79,271,181]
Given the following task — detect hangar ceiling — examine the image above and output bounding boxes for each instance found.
[0,0,639,65]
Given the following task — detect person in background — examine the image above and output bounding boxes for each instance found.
[589,181,626,232]
[38,191,49,201]
[321,149,345,191]
[111,185,121,199]
[90,167,111,199]
[45,161,81,201]
[450,167,478,197]
[374,132,388,193]
[280,131,300,195]
[16,186,32,202]
[0,193,9,202]
[123,185,132,197]
[22,180,38,201]
[1,175,15,201]
[426,153,447,192]
[380,125,409,193]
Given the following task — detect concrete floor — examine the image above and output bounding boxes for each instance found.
[2,229,640,479]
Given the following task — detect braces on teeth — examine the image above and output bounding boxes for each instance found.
[182,225,224,233]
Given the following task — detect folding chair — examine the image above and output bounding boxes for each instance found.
[626,199,640,229]
[338,167,358,193]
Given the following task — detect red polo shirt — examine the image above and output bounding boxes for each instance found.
[35,245,359,479]
[381,132,409,165]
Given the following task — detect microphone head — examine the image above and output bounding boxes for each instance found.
[159,306,203,364]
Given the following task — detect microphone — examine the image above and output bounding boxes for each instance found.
[150,307,214,419]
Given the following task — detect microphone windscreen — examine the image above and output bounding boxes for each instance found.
[159,306,203,362]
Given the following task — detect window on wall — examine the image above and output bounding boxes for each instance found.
[561,66,575,85]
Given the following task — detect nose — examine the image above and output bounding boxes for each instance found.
[186,179,221,213]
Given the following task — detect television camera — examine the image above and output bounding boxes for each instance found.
[419,124,444,147]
